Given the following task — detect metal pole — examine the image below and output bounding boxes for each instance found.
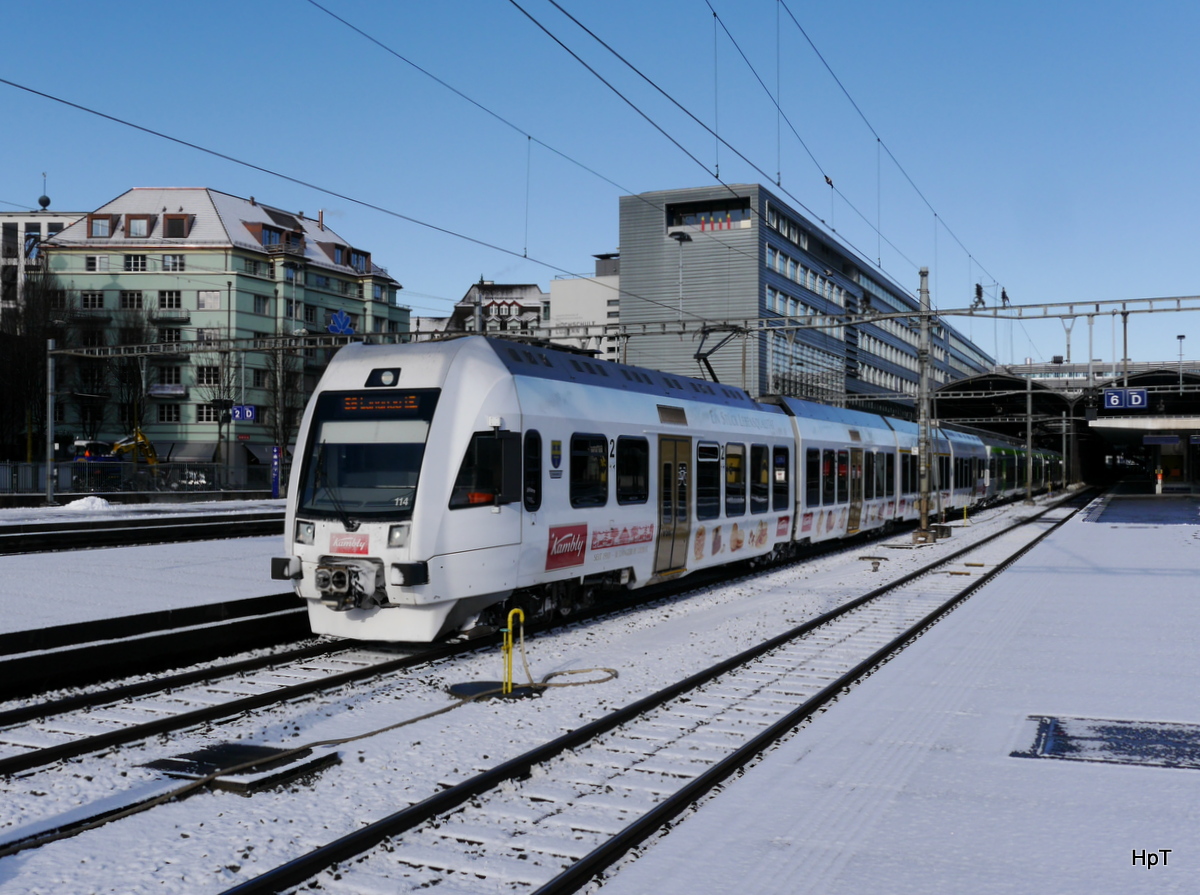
[1024,375,1034,505]
[45,339,56,505]
[1122,310,1129,387]
[1179,334,1186,394]
[670,232,691,323]
[915,267,932,540]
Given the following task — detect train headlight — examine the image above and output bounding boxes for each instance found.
[388,524,409,549]
[295,520,316,545]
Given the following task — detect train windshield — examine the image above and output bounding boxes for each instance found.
[297,389,440,522]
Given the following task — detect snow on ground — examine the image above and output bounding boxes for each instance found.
[0,499,285,633]
[4,491,1196,893]
[598,495,1200,895]
[0,497,284,526]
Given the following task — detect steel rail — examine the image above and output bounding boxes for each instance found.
[220,491,1090,895]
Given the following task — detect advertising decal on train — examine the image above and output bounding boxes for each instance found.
[546,524,588,570]
[330,533,370,555]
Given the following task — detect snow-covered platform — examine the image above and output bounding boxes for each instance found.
[0,498,284,635]
[602,495,1200,895]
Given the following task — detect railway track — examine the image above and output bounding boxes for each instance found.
[218,493,1089,894]
[0,510,284,554]
[0,593,309,701]
[0,492,1087,882]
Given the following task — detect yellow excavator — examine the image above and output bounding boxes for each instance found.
[112,428,159,465]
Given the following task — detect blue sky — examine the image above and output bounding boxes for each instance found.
[3,1,1198,365]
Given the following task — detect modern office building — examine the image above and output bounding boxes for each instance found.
[41,187,409,471]
[618,184,994,413]
[1,204,84,320]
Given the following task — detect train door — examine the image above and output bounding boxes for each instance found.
[656,436,692,573]
[847,447,864,532]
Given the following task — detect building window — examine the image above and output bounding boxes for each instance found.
[159,290,181,309]
[197,290,221,310]
[160,327,181,343]
[311,274,330,289]
[81,292,104,310]
[349,250,368,273]
[88,216,112,238]
[158,404,181,423]
[127,217,150,238]
[160,366,181,385]
[162,254,185,272]
[253,295,269,315]
[196,365,221,386]
[85,255,109,272]
[304,304,316,325]
[120,291,143,310]
[253,368,268,389]
[164,215,189,238]
[196,327,221,343]
[261,227,282,247]
[124,255,147,272]
[373,284,384,301]
[333,246,345,265]
[197,404,220,423]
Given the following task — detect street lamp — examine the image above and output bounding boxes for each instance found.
[1178,334,1186,395]
[669,232,691,323]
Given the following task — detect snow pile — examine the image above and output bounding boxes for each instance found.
[64,497,115,512]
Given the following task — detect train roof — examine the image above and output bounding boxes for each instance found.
[483,337,765,411]
[768,395,897,430]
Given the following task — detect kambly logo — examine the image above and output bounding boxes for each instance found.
[330,533,369,555]
[546,524,587,570]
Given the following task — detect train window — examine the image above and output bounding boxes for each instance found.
[696,442,721,520]
[884,452,895,497]
[523,430,542,512]
[836,450,848,504]
[750,444,769,514]
[725,444,746,517]
[822,450,835,505]
[569,434,608,508]
[616,437,649,504]
[449,430,521,509]
[864,452,875,501]
[805,448,820,507]
[773,446,790,511]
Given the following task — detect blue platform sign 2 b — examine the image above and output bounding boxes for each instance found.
[1103,388,1148,410]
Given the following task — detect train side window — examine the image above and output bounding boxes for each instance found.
[822,449,835,505]
[773,446,790,511]
[697,442,721,520]
[836,450,848,504]
[570,433,608,508]
[449,430,521,508]
[884,451,895,497]
[750,444,770,514]
[616,436,649,504]
[864,452,875,501]
[725,443,746,516]
[523,430,541,512]
[805,448,820,507]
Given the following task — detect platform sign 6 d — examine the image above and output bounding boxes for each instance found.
[1103,388,1148,409]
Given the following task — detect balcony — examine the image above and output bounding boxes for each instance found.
[149,309,191,324]
[263,239,306,258]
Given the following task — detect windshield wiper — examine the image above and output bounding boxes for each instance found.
[315,441,359,532]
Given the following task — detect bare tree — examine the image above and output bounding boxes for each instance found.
[263,342,305,453]
[193,349,240,470]
[111,308,153,435]
[0,271,72,460]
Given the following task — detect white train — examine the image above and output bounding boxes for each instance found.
[272,337,1060,641]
